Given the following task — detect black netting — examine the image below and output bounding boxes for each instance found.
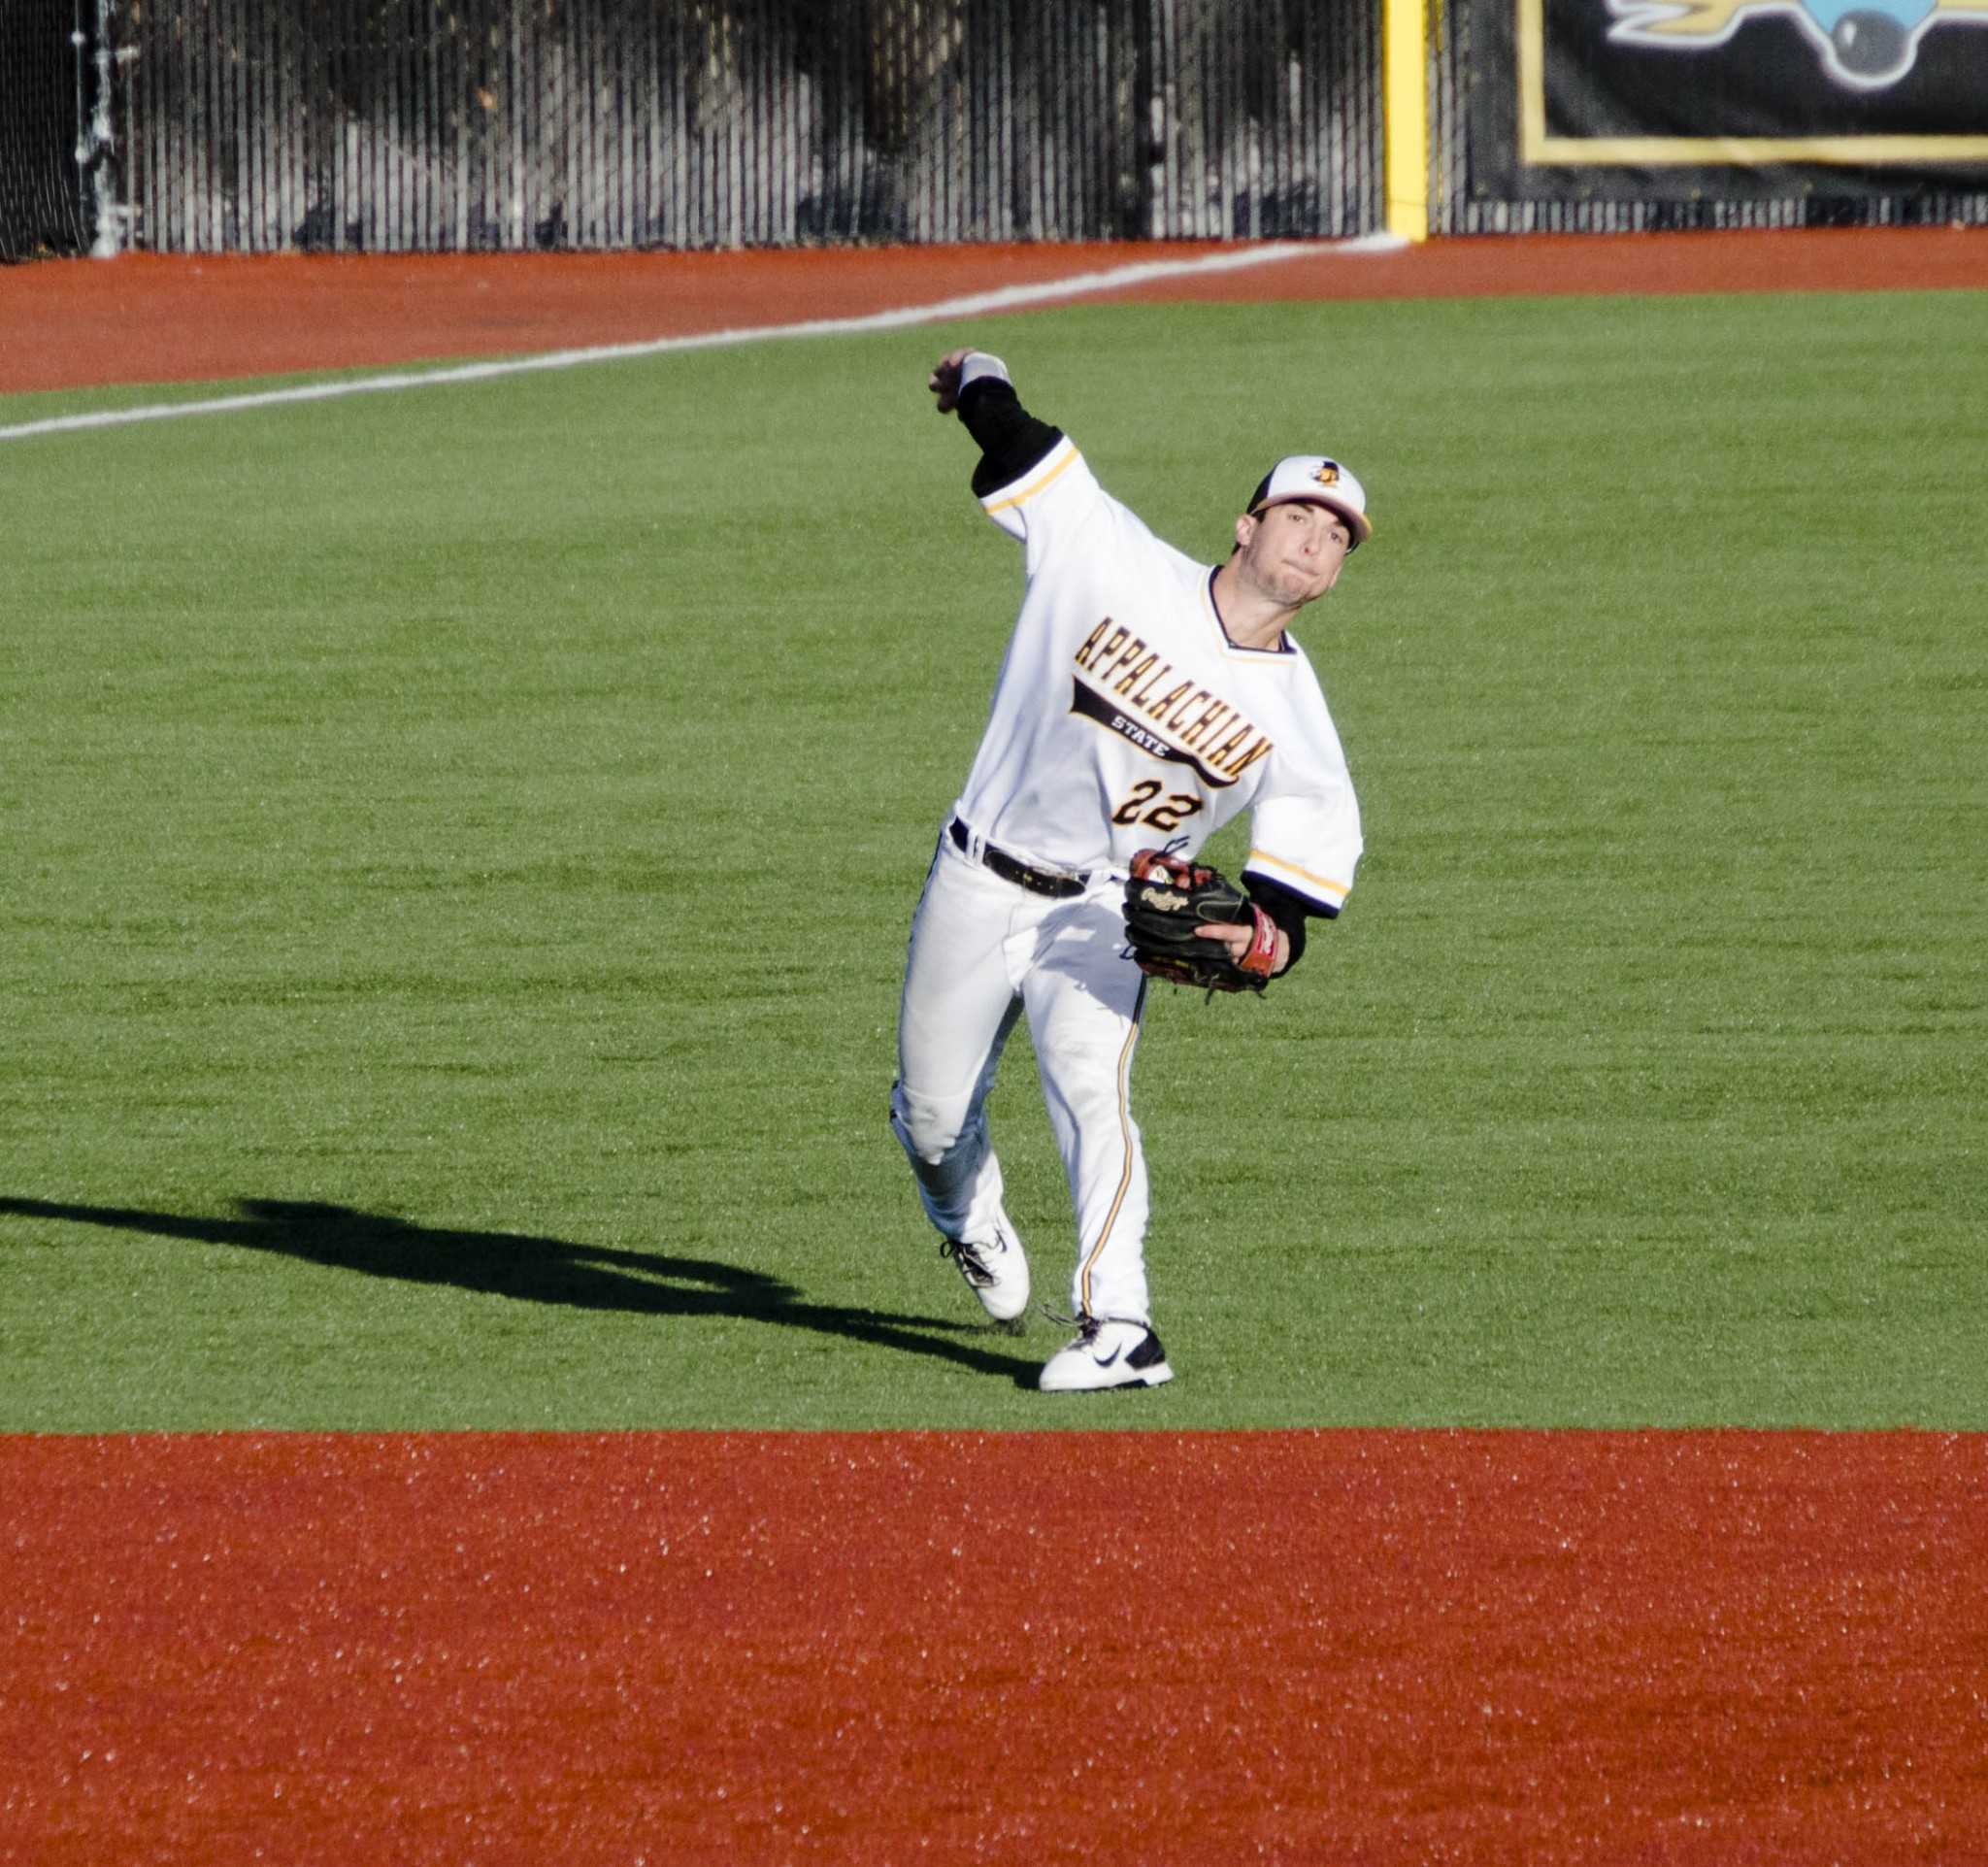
[0,0,91,260]
[105,0,1380,252]
[9,2,1982,259]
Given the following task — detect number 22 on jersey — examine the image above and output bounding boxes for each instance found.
[1111,780,1204,832]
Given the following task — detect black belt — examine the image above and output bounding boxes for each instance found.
[949,817,1088,899]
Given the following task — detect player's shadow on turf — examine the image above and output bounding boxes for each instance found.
[0,1196,1038,1384]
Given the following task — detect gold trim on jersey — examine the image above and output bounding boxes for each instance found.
[1247,847,1350,905]
[1077,980,1146,1317]
[981,441,1080,515]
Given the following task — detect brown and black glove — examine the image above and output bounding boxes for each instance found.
[1122,849,1280,995]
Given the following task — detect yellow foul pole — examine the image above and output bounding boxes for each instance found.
[1382,0,1431,243]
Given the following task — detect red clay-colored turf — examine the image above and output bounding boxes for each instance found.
[5,225,1987,395]
[3,1431,1983,1865]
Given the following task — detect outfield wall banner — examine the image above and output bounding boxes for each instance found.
[1469,0,1988,200]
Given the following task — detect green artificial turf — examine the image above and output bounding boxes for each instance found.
[3,289,1982,1429]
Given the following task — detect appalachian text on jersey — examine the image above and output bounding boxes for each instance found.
[1072,617,1275,784]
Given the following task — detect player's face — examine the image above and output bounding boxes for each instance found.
[1235,499,1352,607]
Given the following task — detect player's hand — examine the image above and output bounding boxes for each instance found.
[1197,919,1291,975]
[929,348,975,415]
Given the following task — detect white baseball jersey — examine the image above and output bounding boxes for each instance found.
[951,436,1363,916]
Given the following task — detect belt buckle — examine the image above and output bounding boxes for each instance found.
[1021,857,1083,898]
[956,819,1084,899]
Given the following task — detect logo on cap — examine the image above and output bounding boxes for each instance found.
[1310,462,1341,488]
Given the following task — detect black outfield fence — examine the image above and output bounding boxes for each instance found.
[1,0,90,259]
[3,0,1382,258]
[4,1,1984,259]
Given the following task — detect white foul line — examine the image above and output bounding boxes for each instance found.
[0,235,1404,444]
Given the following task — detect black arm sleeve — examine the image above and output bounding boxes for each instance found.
[957,376,1065,501]
[1245,874,1328,975]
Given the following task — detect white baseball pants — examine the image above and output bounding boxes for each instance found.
[891,827,1153,1325]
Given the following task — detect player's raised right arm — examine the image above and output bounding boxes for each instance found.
[928,349,1065,499]
[927,347,977,414]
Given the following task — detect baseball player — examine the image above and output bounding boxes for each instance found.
[891,347,1369,1392]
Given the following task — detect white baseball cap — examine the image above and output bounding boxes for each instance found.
[1247,455,1373,548]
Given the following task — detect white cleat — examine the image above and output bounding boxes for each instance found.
[940,1214,1030,1324]
[1038,1315,1174,1392]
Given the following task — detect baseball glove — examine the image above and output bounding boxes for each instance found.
[1122,849,1279,995]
